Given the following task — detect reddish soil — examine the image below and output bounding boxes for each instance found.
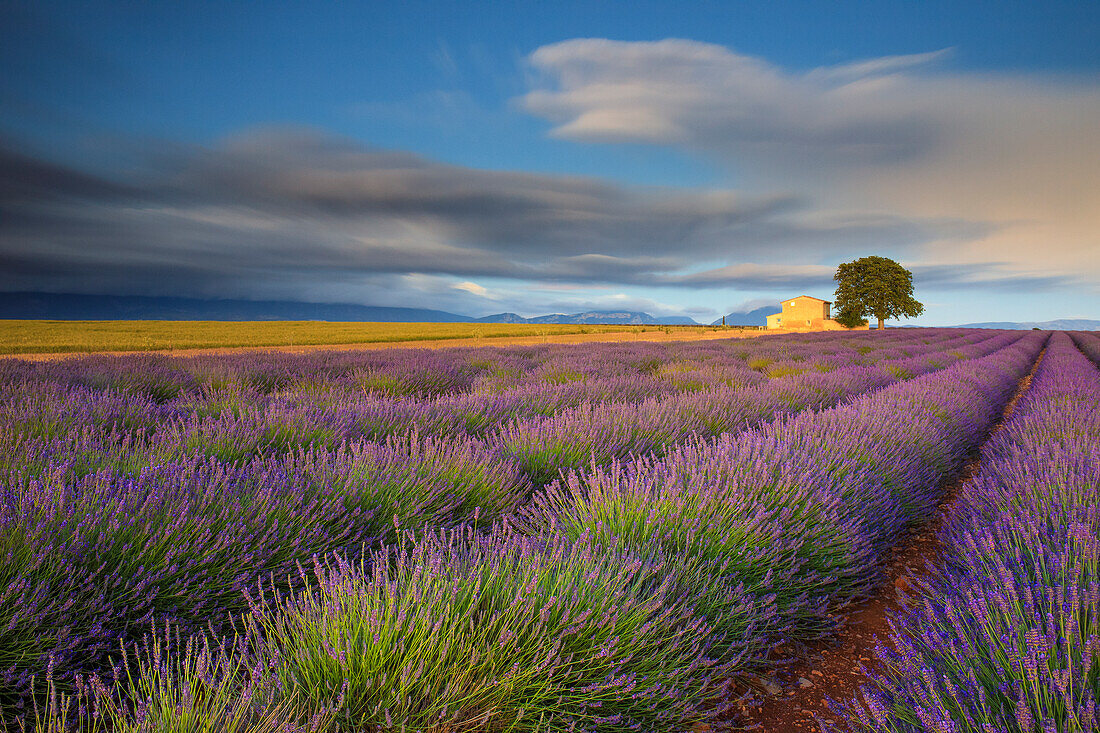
[719,343,1047,732]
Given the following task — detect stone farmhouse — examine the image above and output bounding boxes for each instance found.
[765,295,866,331]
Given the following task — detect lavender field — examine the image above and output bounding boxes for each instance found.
[839,331,1100,733]
[1,328,1092,731]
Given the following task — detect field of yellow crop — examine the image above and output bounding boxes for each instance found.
[0,320,732,354]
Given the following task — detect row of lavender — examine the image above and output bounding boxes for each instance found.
[0,329,989,405]
[1,330,995,442]
[487,330,1015,483]
[0,330,1011,494]
[0,329,1007,716]
[838,331,1100,733]
[4,331,1045,730]
[203,331,1046,731]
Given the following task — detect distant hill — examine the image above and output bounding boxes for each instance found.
[521,310,697,325]
[954,318,1100,330]
[0,293,700,326]
[710,305,781,327]
[475,312,528,324]
[479,310,696,325]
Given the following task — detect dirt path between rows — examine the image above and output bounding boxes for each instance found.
[5,329,775,362]
[724,340,1048,732]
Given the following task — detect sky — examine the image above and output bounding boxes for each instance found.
[1,1,1098,325]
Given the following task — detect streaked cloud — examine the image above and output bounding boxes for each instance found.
[3,30,1096,320]
[659,261,1074,292]
[522,39,1100,286]
[523,39,947,166]
[1,129,985,306]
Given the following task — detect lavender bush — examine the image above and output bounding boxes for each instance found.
[245,528,744,732]
[0,328,1059,729]
[494,332,1020,485]
[521,332,1043,641]
[0,434,530,711]
[838,332,1100,733]
[13,626,334,733]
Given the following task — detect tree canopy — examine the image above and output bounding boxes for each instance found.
[833,256,923,330]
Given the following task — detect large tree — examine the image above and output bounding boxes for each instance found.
[833,256,923,330]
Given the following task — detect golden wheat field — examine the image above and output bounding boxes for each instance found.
[0,320,745,355]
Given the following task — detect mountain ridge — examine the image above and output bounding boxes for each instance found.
[480,310,697,325]
[709,305,781,327]
[952,318,1100,330]
[6,293,1092,330]
[0,292,700,326]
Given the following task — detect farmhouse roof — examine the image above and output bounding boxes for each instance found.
[790,295,832,303]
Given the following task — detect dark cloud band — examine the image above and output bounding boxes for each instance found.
[0,129,1062,305]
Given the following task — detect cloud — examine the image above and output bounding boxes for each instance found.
[522,39,1100,284]
[654,260,1073,292]
[0,128,972,303]
[452,280,495,298]
[807,50,953,82]
[725,297,784,314]
[523,39,946,166]
[909,263,1074,292]
[666,263,835,289]
[0,145,134,203]
[162,129,820,261]
[532,291,694,318]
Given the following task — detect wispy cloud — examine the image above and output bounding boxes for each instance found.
[4,31,1096,317]
[452,280,496,298]
[654,261,1075,292]
[664,263,835,289]
[1,128,977,303]
[522,39,1100,286]
[523,39,948,165]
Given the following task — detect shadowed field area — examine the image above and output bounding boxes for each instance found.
[0,320,741,355]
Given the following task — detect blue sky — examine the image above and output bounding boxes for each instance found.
[2,1,1098,324]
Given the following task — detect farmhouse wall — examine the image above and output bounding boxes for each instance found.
[765,295,868,331]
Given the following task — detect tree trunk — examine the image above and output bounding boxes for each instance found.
[877,317,885,330]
